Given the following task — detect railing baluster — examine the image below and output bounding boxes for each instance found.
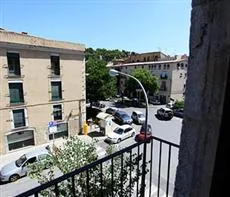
[111,157,114,197]
[100,162,103,197]
[149,138,153,197]
[137,144,140,197]
[129,149,132,197]
[121,153,123,197]
[166,145,172,197]
[87,170,90,197]
[15,139,179,197]
[72,175,76,197]
[157,141,162,197]
[54,183,59,196]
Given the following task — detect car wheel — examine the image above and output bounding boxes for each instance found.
[9,174,20,182]
[131,132,135,137]
[117,138,121,143]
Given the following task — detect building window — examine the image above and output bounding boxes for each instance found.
[160,81,167,91]
[50,56,60,76]
[125,66,127,69]
[7,53,21,76]
[153,65,156,70]
[49,122,68,140]
[53,104,62,120]
[142,65,144,69]
[181,63,184,69]
[167,64,170,69]
[160,72,168,79]
[144,57,146,62]
[185,64,188,68]
[134,65,136,69]
[51,81,62,101]
[147,56,150,61]
[12,109,26,128]
[9,83,24,104]
[159,64,161,70]
[7,130,35,151]
[163,64,166,70]
[177,63,180,70]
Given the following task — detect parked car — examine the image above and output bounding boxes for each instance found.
[173,108,184,118]
[106,125,135,143]
[131,111,145,124]
[114,110,133,125]
[136,124,152,142]
[105,107,118,115]
[0,146,51,182]
[149,99,161,105]
[156,107,174,120]
[166,102,174,109]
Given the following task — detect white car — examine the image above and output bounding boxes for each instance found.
[0,146,51,182]
[106,125,135,143]
[131,111,145,124]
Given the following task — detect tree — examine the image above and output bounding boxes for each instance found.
[126,68,159,97]
[28,137,143,196]
[173,100,184,109]
[86,57,116,102]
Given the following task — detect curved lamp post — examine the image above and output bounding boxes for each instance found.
[109,69,148,196]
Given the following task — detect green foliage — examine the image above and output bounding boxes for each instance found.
[126,68,159,96]
[86,57,116,101]
[173,100,184,109]
[28,137,143,197]
[85,48,130,62]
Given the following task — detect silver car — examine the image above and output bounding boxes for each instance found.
[0,146,51,182]
[131,111,146,124]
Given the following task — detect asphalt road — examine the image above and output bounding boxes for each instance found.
[0,103,182,197]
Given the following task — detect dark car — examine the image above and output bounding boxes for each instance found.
[105,107,118,115]
[149,99,161,105]
[114,110,133,125]
[173,108,184,118]
[135,124,152,142]
[156,107,173,120]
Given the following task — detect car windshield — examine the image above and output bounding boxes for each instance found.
[15,154,27,167]
[113,128,124,135]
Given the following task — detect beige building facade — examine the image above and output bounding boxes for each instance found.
[0,30,85,155]
[109,55,188,104]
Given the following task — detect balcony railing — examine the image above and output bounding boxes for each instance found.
[16,136,179,197]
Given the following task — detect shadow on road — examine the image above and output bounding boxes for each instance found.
[88,131,105,138]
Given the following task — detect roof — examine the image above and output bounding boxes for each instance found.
[161,107,173,111]
[24,147,50,159]
[106,59,187,68]
[133,110,144,115]
[96,112,113,120]
[118,124,132,130]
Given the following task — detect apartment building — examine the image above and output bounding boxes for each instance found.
[109,54,188,104]
[0,29,85,155]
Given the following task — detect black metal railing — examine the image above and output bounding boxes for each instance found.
[16,136,179,197]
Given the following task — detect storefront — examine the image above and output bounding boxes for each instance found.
[7,129,35,151]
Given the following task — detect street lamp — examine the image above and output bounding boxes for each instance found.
[109,68,148,196]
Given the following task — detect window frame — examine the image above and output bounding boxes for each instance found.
[10,108,28,129]
[52,103,63,121]
[8,81,25,105]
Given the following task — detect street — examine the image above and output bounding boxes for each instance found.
[0,104,182,197]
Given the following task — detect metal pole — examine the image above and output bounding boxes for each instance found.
[116,71,148,197]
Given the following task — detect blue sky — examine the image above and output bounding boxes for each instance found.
[0,0,192,55]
